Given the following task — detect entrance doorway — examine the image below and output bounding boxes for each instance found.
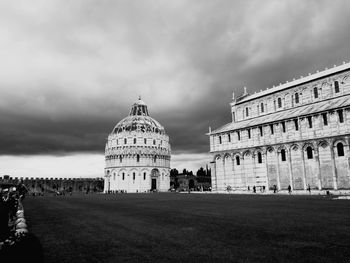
[151,179,157,190]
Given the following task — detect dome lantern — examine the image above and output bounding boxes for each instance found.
[129,96,149,116]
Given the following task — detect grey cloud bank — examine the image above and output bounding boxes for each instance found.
[1,0,350,158]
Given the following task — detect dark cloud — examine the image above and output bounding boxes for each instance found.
[1,0,350,156]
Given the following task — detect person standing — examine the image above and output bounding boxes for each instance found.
[288,185,292,194]
[307,184,311,194]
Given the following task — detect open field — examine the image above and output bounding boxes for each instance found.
[24,193,350,263]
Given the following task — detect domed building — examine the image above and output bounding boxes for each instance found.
[104,98,171,193]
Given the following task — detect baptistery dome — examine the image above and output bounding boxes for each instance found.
[112,99,165,134]
[104,97,171,193]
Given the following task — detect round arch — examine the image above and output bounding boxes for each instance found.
[290,144,299,151]
[302,142,315,151]
[266,146,275,153]
[277,145,288,153]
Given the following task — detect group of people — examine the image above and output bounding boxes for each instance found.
[247,184,313,194]
[0,182,44,262]
[0,181,28,239]
[0,187,18,240]
[248,185,266,193]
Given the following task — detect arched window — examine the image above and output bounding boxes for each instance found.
[133,172,136,180]
[259,126,263,137]
[143,172,146,180]
[257,152,262,164]
[294,119,299,131]
[322,113,328,126]
[295,92,299,104]
[144,138,147,144]
[154,155,157,163]
[308,116,313,128]
[338,109,344,123]
[313,87,318,98]
[236,156,240,166]
[137,154,140,162]
[281,149,286,162]
[119,156,122,163]
[228,134,231,142]
[134,138,137,144]
[153,139,156,145]
[246,107,249,117]
[334,81,339,93]
[122,173,125,180]
[232,112,235,122]
[261,103,264,113]
[337,142,344,157]
[124,138,127,144]
[219,136,222,144]
[247,129,251,139]
[278,98,282,108]
[281,121,286,133]
[113,173,116,180]
[270,124,274,134]
[306,146,313,159]
[237,131,240,141]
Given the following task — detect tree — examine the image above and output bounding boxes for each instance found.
[196,167,211,183]
[170,169,179,177]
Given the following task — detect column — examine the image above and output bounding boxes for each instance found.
[301,148,307,190]
[265,149,269,189]
[231,155,235,188]
[252,153,257,187]
[287,148,293,190]
[276,151,281,190]
[222,157,226,191]
[314,147,322,190]
[346,138,350,185]
[210,161,217,191]
[330,143,338,190]
[242,155,247,188]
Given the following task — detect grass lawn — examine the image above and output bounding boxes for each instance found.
[24,193,350,263]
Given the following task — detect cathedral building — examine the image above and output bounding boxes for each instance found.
[104,98,171,193]
[209,62,350,192]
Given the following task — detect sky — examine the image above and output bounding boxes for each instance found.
[1,0,350,178]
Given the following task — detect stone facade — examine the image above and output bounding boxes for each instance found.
[209,62,350,191]
[104,98,171,192]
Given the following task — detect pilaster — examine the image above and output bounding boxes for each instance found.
[301,148,307,190]
[330,142,338,190]
[314,147,322,190]
[276,151,281,190]
[287,147,293,190]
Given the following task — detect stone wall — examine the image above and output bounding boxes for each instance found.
[0,176,104,194]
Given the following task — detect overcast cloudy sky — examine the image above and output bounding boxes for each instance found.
[1,0,350,178]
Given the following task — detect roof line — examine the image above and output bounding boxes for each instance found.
[210,94,350,135]
[236,61,350,104]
